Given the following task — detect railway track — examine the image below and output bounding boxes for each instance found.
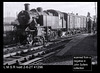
[3,33,79,54]
[3,35,75,55]
[3,33,84,65]
[21,49,61,65]
[3,45,43,58]
[3,36,72,65]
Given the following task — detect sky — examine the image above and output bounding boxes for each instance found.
[3,2,97,18]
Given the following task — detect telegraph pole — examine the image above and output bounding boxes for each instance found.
[94,2,97,34]
[94,2,97,18]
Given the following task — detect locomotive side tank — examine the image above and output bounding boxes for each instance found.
[45,9,65,29]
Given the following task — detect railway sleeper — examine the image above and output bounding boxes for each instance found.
[14,60,21,65]
[4,52,44,65]
[4,60,20,65]
[16,51,22,55]
[28,55,33,60]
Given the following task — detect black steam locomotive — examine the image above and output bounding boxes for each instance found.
[4,3,95,46]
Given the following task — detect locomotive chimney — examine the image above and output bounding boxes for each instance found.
[76,13,78,15]
[24,3,30,11]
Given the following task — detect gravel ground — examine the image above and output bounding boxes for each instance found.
[64,34,97,56]
[35,34,97,65]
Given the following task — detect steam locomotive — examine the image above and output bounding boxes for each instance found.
[4,3,95,46]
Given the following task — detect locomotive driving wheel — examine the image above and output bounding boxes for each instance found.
[34,36,44,46]
[27,34,33,45]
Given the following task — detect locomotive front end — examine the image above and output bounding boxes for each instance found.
[18,3,34,27]
[16,3,39,45]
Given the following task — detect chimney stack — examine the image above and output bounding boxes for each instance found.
[24,3,30,11]
[76,13,78,15]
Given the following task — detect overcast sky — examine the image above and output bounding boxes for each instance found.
[3,2,97,18]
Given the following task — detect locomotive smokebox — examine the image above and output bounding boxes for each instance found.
[24,3,30,11]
